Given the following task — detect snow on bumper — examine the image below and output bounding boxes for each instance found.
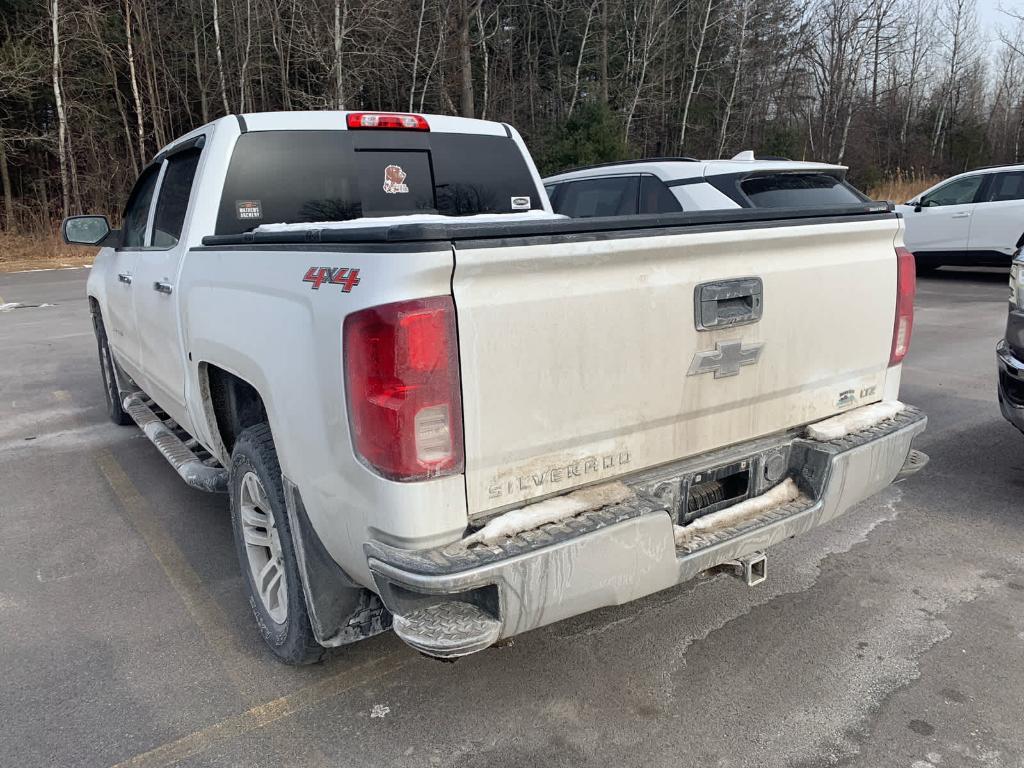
[365,406,926,654]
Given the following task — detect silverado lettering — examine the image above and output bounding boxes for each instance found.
[487,450,632,499]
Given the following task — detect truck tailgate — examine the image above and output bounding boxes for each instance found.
[452,215,900,515]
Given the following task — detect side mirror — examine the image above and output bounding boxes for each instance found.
[63,215,115,246]
[911,201,922,212]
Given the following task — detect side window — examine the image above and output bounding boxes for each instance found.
[921,175,983,207]
[639,175,682,214]
[552,176,639,218]
[121,165,160,248]
[983,171,1024,203]
[152,149,203,247]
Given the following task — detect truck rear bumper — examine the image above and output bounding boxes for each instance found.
[366,406,926,658]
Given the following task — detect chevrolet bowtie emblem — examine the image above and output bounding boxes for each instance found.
[688,340,765,378]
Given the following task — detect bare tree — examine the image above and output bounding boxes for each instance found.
[0,0,1020,236]
[409,0,429,110]
[931,0,979,157]
[679,0,718,149]
[49,0,70,218]
[212,0,230,115]
[716,0,753,156]
[898,1,936,150]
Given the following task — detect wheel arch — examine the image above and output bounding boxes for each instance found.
[198,362,270,463]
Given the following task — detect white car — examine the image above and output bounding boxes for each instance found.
[543,152,871,217]
[897,165,1024,272]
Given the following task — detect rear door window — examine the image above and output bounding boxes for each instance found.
[152,148,203,247]
[120,165,161,248]
[983,172,1024,202]
[216,130,542,235]
[551,176,639,218]
[740,173,865,208]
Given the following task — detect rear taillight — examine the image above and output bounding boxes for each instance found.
[344,296,463,481]
[346,112,430,131]
[890,246,916,366]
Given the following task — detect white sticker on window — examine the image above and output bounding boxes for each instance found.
[236,200,262,219]
[383,165,409,194]
[511,196,531,210]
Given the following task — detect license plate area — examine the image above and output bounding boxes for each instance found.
[683,461,751,524]
[631,443,793,526]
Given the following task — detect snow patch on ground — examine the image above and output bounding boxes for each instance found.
[0,302,55,312]
[7,265,91,274]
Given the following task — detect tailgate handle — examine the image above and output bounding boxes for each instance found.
[695,278,763,330]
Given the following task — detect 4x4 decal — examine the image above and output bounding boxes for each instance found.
[303,267,361,292]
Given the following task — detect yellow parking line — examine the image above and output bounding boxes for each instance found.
[88,398,409,766]
[109,653,407,768]
[53,389,71,402]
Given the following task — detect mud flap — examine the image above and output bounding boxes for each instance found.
[282,479,392,647]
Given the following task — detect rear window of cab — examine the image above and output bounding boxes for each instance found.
[215,130,542,235]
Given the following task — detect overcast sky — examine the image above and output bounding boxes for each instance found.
[976,0,1017,38]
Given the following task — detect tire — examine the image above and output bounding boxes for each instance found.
[915,262,939,276]
[92,312,132,426]
[229,424,326,665]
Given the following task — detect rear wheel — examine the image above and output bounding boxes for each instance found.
[230,424,325,665]
[92,312,131,426]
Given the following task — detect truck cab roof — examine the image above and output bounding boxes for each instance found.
[155,110,515,159]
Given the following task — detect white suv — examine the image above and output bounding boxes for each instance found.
[542,152,869,217]
[897,165,1024,271]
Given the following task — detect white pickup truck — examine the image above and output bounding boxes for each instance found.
[64,111,927,664]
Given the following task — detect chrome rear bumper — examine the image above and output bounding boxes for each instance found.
[367,407,927,658]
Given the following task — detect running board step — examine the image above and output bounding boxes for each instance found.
[392,602,501,660]
[122,393,228,493]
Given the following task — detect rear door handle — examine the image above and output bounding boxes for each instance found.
[117,273,132,285]
[153,281,173,295]
[694,277,763,330]
[952,212,971,219]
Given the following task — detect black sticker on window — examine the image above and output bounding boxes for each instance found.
[236,200,262,220]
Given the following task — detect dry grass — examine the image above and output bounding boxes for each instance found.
[0,231,95,273]
[866,175,943,204]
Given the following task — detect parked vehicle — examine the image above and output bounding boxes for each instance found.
[65,111,926,665]
[998,243,1024,434]
[897,165,1024,272]
[542,153,870,217]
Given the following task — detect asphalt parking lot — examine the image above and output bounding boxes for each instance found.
[2,266,1023,768]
